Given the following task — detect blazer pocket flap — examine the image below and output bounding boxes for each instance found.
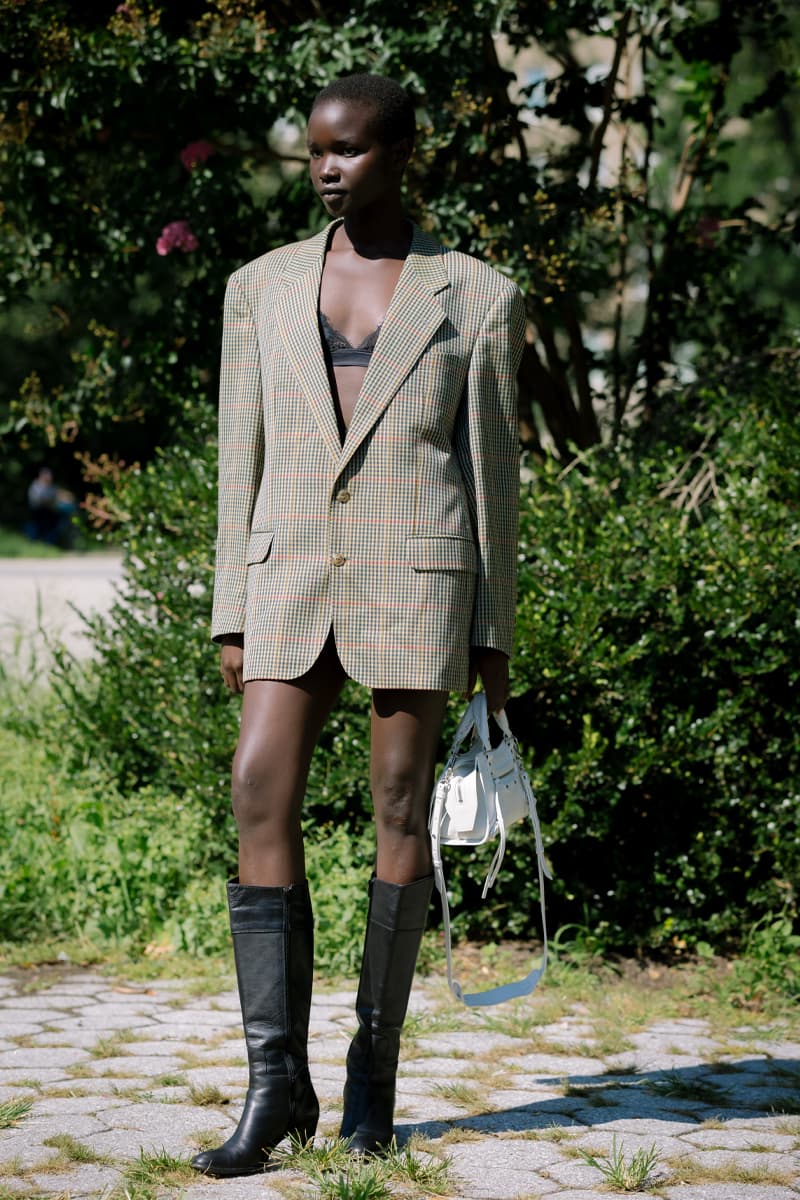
[407,536,477,573]
[246,530,275,565]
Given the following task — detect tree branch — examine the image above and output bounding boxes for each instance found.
[588,7,632,191]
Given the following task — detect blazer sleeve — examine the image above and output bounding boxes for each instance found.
[454,281,526,656]
[210,273,265,643]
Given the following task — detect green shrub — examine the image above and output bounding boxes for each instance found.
[0,717,374,973]
[0,725,215,947]
[498,368,800,953]
[32,362,800,959]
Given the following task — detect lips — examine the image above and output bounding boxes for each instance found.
[321,189,346,197]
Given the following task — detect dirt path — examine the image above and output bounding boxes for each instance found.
[0,554,124,672]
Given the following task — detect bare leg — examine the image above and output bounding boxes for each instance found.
[370,689,448,884]
[233,633,347,886]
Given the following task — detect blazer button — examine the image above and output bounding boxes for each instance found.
[331,554,346,567]
[336,489,351,504]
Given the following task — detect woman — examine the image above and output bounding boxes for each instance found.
[193,73,525,1178]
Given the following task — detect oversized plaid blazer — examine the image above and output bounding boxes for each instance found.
[211,218,526,690]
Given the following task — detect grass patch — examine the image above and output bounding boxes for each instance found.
[435,1127,487,1145]
[0,1098,33,1128]
[560,1080,614,1107]
[90,1028,136,1058]
[152,1072,189,1088]
[277,1136,451,1200]
[579,1135,659,1192]
[665,1154,793,1186]
[42,1133,112,1165]
[762,1093,800,1115]
[118,1147,196,1197]
[647,1071,726,1106]
[0,527,63,557]
[431,1081,485,1109]
[187,1082,230,1106]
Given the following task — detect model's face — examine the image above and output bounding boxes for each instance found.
[307,100,409,217]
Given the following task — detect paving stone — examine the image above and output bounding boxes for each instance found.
[532,1193,616,1200]
[99,1100,232,1136]
[33,1094,132,1115]
[592,1117,701,1135]
[2,972,799,1200]
[747,1041,800,1059]
[0,1132,60,1169]
[543,1156,614,1189]
[682,1127,799,1150]
[180,1174,296,1199]
[0,1023,46,1038]
[447,1137,564,1196]
[504,1053,607,1077]
[667,1147,796,1175]
[448,1108,587,1135]
[661,1188,800,1200]
[0,997,79,1012]
[24,1165,122,1194]
[39,1076,130,1096]
[23,1112,111,1139]
[0,1066,76,1085]
[34,1030,115,1049]
[154,1008,240,1027]
[567,1128,690,1158]
[47,1012,159,1031]
[79,1053,185,1076]
[403,1054,476,1077]
[120,1038,204,1058]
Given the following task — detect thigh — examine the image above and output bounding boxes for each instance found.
[234,632,348,797]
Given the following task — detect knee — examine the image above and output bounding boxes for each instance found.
[372,766,427,839]
[230,745,291,833]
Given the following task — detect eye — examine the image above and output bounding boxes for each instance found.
[342,146,359,157]
[307,147,322,159]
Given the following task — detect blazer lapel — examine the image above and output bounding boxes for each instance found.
[274,224,343,463]
[339,224,450,474]
[274,220,451,471]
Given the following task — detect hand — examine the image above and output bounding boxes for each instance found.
[219,634,245,694]
[467,646,510,714]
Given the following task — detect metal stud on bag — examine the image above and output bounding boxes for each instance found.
[428,692,551,1007]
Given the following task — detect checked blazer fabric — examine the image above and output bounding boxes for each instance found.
[211,218,526,691]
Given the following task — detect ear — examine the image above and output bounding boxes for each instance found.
[390,136,413,172]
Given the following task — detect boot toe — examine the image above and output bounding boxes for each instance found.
[190,1149,268,1177]
[346,1128,394,1157]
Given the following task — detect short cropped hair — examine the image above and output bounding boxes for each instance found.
[311,73,416,146]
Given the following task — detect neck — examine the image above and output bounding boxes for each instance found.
[339,200,411,259]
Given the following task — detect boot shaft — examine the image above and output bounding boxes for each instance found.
[227,879,314,1069]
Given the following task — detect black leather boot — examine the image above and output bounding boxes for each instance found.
[339,874,434,1155]
[191,880,319,1177]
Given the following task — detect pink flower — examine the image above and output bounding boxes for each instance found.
[156,220,199,256]
[180,139,216,170]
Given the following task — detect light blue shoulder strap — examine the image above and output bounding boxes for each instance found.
[430,696,551,1007]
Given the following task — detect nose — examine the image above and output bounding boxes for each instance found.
[317,154,340,182]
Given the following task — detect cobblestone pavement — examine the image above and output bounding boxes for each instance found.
[0,969,798,1199]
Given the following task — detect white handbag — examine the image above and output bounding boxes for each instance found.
[428,692,551,1007]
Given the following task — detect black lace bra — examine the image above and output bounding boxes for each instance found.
[320,311,381,367]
